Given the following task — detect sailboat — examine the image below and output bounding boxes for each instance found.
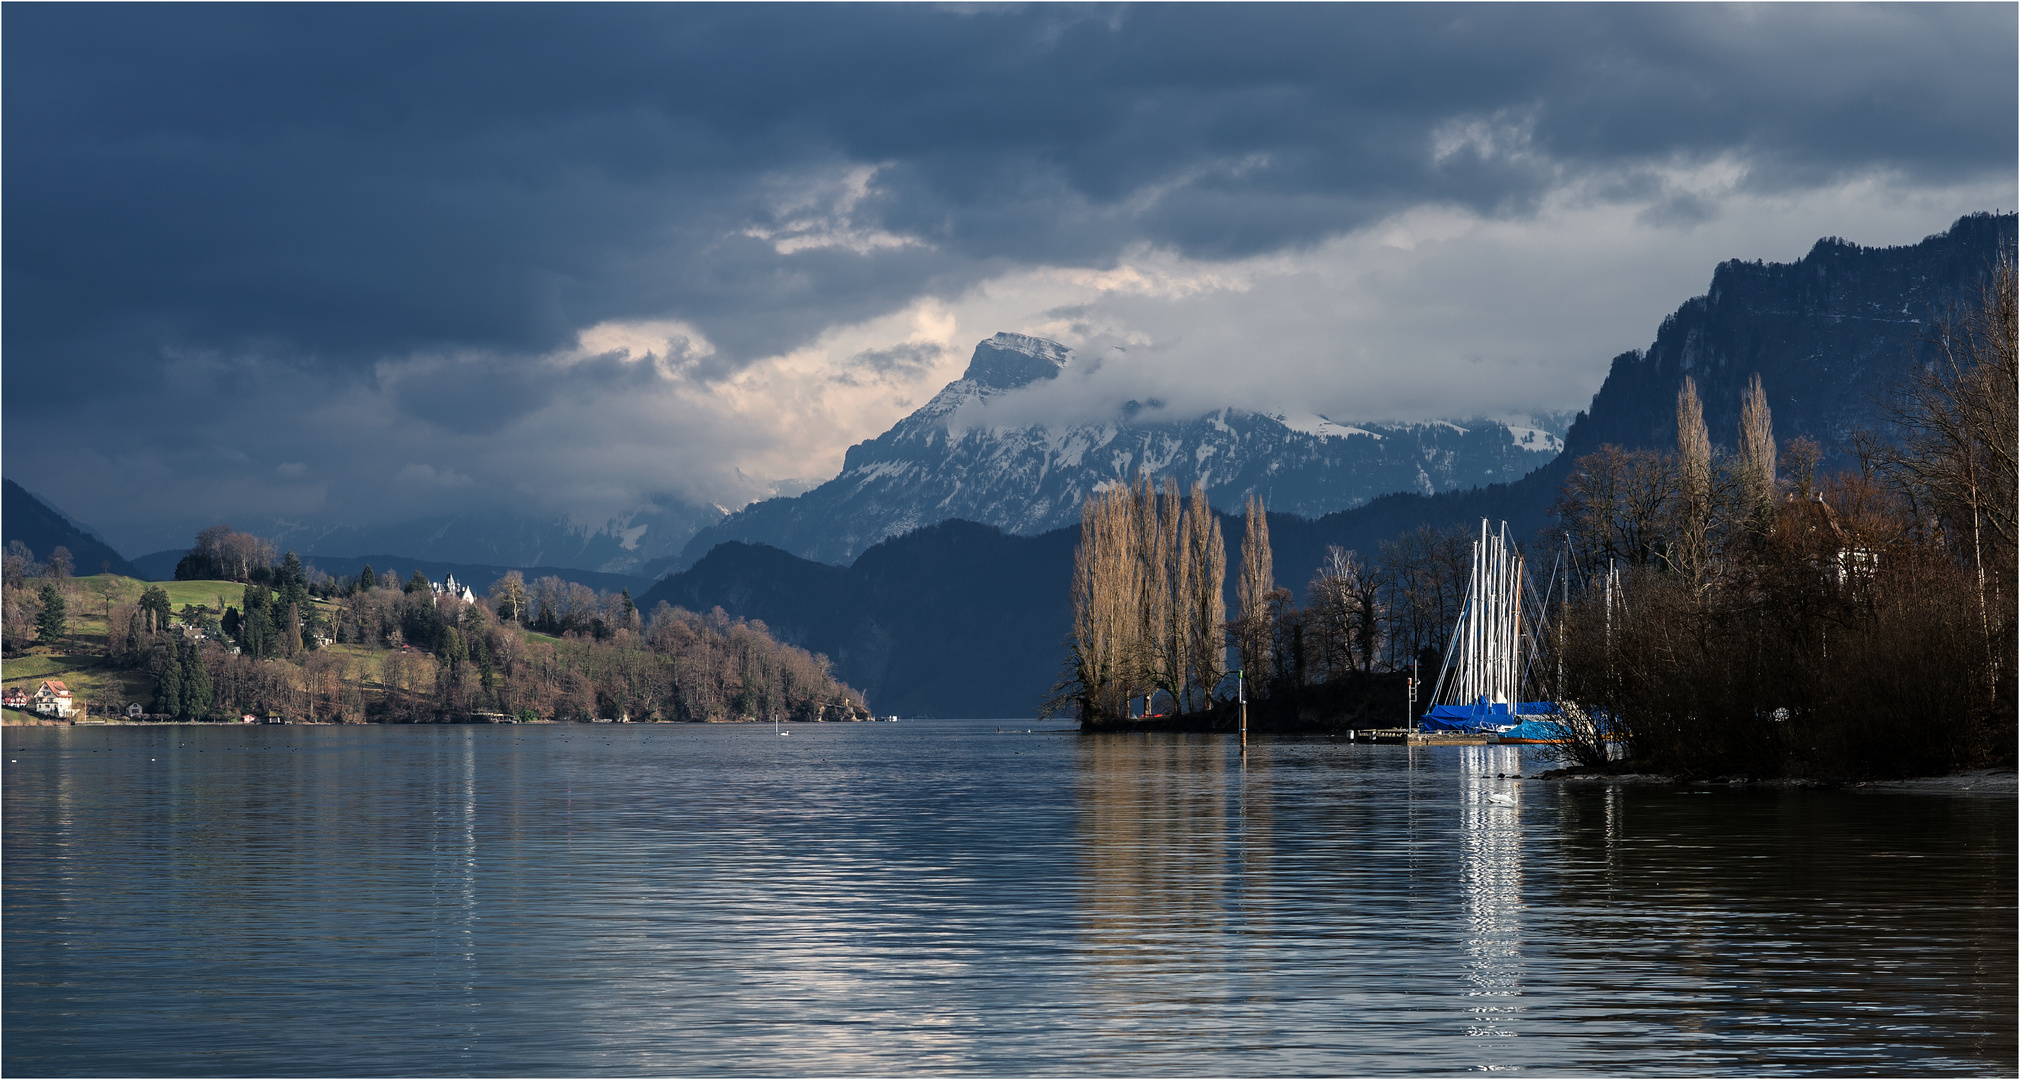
[1421,519,1559,734]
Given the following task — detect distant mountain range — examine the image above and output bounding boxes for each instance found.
[152,496,728,578]
[641,212,2015,716]
[638,521,1077,718]
[121,549,653,598]
[659,332,1567,572]
[2,480,139,577]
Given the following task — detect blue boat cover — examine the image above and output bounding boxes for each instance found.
[1419,696,1560,733]
[1497,717,1567,741]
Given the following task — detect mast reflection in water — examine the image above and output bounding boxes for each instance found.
[1460,745,1526,1040]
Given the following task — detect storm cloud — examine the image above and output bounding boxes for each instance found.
[4,4,2012,553]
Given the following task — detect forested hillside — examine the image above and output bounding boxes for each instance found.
[3,531,867,725]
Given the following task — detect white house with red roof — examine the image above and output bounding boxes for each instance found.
[31,680,75,718]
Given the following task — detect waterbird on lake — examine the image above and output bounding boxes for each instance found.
[1487,792,1516,806]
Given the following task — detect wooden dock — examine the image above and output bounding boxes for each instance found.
[1347,728,1500,746]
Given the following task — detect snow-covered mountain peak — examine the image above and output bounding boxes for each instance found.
[959,332,1072,390]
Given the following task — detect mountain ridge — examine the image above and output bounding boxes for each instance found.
[661,331,1566,573]
[2,479,140,577]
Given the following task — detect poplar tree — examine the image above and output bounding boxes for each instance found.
[1738,373,1777,524]
[1673,375,1713,587]
[1236,493,1274,686]
[1183,482,1227,709]
[1139,478,1179,714]
[1068,483,1138,719]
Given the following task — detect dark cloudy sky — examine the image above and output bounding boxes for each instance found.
[6,3,2013,554]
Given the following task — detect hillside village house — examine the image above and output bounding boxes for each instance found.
[3,686,28,709]
[31,680,75,719]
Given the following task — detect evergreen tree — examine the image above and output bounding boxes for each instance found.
[400,589,445,650]
[138,585,173,633]
[239,585,273,658]
[359,565,377,590]
[406,570,430,594]
[34,583,67,642]
[179,642,212,720]
[276,551,310,612]
[282,602,303,658]
[155,648,184,718]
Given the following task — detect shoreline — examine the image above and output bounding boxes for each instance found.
[1536,764,2017,795]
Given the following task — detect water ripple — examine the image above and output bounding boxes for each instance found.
[4,723,2012,1075]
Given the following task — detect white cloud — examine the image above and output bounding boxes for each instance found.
[570,319,717,377]
[742,164,931,256]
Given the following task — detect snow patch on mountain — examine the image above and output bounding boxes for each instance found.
[1274,412,1382,440]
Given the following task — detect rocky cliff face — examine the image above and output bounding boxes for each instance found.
[1562,211,2015,466]
[665,332,1564,570]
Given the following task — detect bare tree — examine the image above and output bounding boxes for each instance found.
[1183,482,1227,710]
[1554,444,1674,573]
[1878,246,2018,701]
[1142,476,1185,712]
[1307,546,1357,679]
[1066,482,1140,719]
[1738,373,1777,524]
[489,571,529,626]
[1672,376,1713,587]
[93,575,124,622]
[1783,436,1823,500]
[1235,493,1274,687]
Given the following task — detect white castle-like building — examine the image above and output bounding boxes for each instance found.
[431,574,478,605]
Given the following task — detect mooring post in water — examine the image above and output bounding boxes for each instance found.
[1408,659,1418,728]
[1237,668,1247,747]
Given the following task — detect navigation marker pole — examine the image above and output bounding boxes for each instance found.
[1237,669,1247,748]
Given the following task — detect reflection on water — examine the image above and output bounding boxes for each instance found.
[4,724,2012,1076]
[1459,745,1524,1040]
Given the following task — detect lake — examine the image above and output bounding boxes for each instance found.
[4,722,2013,1076]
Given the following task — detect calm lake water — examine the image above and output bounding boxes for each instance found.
[4,721,2013,1076]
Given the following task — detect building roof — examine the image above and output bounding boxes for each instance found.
[40,680,69,693]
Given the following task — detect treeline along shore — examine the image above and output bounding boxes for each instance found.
[1062,254,2015,781]
[2,531,869,725]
